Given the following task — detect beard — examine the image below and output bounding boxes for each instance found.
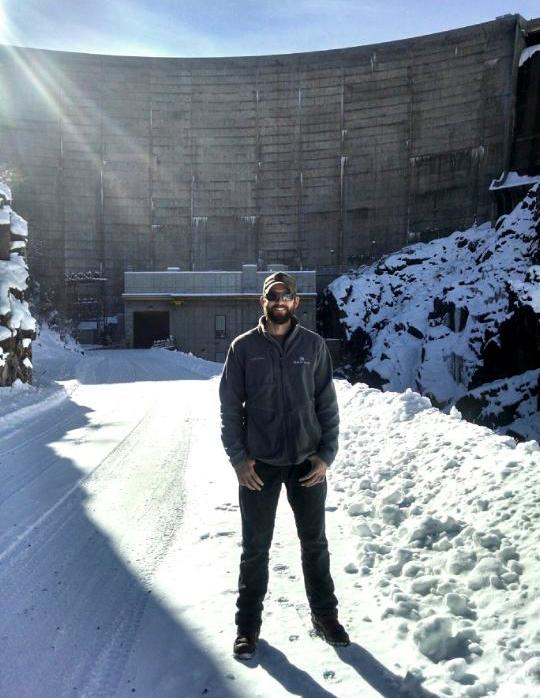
[266,305,293,325]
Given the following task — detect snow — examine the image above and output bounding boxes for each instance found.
[519,44,540,67]
[333,380,540,696]
[10,211,28,238]
[490,171,540,190]
[0,323,83,427]
[0,186,35,384]
[0,180,11,204]
[0,207,29,237]
[0,255,31,315]
[515,264,540,313]
[328,185,539,440]
[7,296,36,331]
[149,345,222,378]
[0,328,539,697]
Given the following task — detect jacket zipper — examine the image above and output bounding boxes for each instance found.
[265,331,292,463]
[279,353,293,463]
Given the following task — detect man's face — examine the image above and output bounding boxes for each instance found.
[261,282,300,325]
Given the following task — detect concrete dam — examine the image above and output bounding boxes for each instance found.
[0,14,539,343]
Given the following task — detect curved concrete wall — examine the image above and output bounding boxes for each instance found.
[0,15,524,320]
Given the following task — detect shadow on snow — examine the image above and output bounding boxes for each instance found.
[0,389,234,698]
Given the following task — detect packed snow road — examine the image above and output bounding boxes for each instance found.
[0,350,235,698]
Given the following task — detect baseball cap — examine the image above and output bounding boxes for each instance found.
[262,271,297,296]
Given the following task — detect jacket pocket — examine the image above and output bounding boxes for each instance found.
[246,403,283,461]
[290,400,321,457]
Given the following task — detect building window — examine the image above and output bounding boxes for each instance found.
[215,351,226,363]
[215,314,226,338]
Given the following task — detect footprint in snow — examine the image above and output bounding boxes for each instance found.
[273,563,289,572]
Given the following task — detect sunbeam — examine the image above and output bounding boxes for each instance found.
[0,43,164,210]
[0,1,10,44]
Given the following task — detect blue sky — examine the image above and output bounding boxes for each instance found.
[0,0,539,56]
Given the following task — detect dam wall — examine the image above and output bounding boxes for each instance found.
[0,15,526,326]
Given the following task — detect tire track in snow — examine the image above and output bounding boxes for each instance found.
[0,400,155,566]
[0,353,138,460]
[0,371,195,697]
[75,386,192,698]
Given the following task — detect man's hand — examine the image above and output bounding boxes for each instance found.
[299,455,328,487]
[234,457,264,491]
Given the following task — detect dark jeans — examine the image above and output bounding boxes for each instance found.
[236,459,338,631]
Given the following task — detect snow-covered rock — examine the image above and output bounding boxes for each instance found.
[0,179,36,385]
[327,185,539,441]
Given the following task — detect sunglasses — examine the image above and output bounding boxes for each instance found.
[265,290,296,302]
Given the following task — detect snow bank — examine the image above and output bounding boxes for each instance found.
[328,185,539,440]
[149,346,223,378]
[0,322,84,432]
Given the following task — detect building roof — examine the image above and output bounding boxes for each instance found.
[124,267,316,297]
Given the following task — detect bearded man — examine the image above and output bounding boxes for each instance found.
[219,271,349,659]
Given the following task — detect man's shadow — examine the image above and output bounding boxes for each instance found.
[239,640,339,697]
[334,642,441,698]
[238,639,440,698]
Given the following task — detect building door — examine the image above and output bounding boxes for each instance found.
[133,311,170,348]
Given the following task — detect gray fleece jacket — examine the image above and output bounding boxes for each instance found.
[219,316,339,467]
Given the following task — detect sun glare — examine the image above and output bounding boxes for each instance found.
[0,4,7,39]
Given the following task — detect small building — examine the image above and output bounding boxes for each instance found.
[123,265,317,362]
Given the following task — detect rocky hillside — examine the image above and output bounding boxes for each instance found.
[326,186,539,441]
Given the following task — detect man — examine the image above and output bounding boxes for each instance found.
[219,271,350,660]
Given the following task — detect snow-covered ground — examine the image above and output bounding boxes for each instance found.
[0,328,539,697]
